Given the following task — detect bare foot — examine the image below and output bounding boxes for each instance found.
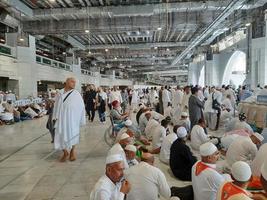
[69,150,76,162]
[60,151,69,162]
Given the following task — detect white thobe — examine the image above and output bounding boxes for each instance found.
[233,121,253,132]
[131,90,138,110]
[190,125,209,151]
[181,93,190,112]
[172,89,183,110]
[226,136,257,167]
[90,175,125,200]
[159,133,178,164]
[139,113,148,134]
[108,143,129,169]
[145,118,160,140]
[251,143,267,177]
[125,162,171,200]
[53,89,86,150]
[164,106,172,118]
[152,126,167,150]
[162,89,171,110]
[192,161,227,200]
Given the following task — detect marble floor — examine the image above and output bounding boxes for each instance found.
[0,116,190,200]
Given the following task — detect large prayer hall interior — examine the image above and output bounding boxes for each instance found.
[0,0,267,199]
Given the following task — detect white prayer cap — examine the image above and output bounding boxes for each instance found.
[200,142,218,156]
[125,120,132,126]
[51,90,57,94]
[176,127,187,138]
[181,112,188,117]
[120,133,130,140]
[153,114,160,120]
[106,154,123,164]
[231,161,252,182]
[125,144,137,152]
[261,159,267,180]
[252,132,264,142]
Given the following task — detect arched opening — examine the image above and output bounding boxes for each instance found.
[222,51,246,88]
[198,66,205,87]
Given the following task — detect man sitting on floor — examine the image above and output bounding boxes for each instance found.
[108,133,131,169]
[192,142,231,200]
[125,144,139,167]
[90,154,131,200]
[150,119,169,154]
[216,161,253,200]
[226,132,264,167]
[170,127,197,181]
[125,152,171,200]
[190,118,218,151]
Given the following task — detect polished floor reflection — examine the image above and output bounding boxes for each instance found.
[0,117,189,200]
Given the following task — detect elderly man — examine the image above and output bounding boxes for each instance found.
[188,87,205,130]
[125,152,171,200]
[162,86,171,113]
[125,144,139,167]
[192,142,230,200]
[90,154,131,200]
[139,111,151,134]
[181,86,190,112]
[52,77,86,162]
[145,114,160,140]
[170,127,197,181]
[108,133,131,169]
[216,161,253,200]
[226,132,264,167]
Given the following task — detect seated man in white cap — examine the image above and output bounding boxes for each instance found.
[175,112,191,133]
[216,161,253,200]
[192,142,230,200]
[150,119,169,154]
[108,133,131,169]
[139,111,151,134]
[190,118,219,151]
[125,144,139,167]
[115,120,134,141]
[159,125,180,164]
[145,114,161,140]
[226,132,264,167]
[170,127,197,181]
[90,154,131,200]
[125,152,171,200]
[251,143,267,178]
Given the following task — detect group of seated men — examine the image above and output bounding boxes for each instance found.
[90,100,267,200]
[0,98,48,125]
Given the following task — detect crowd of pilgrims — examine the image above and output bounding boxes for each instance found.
[88,84,267,200]
[1,83,267,200]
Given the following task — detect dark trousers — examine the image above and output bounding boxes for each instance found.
[213,108,221,130]
[98,110,106,122]
[87,108,95,122]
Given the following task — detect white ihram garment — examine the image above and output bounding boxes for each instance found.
[53,89,86,150]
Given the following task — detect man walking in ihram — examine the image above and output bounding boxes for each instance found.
[53,77,86,162]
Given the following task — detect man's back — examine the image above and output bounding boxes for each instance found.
[125,162,170,200]
[226,136,257,167]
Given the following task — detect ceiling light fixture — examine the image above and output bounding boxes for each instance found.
[157,27,162,31]
[167,48,170,51]
[85,30,90,33]
[62,52,66,55]
[105,49,109,52]
[19,38,24,41]
[114,57,117,60]
[154,47,158,50]
[245,23,251,27]
[146,30,150,35]
[0,39,5,42]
